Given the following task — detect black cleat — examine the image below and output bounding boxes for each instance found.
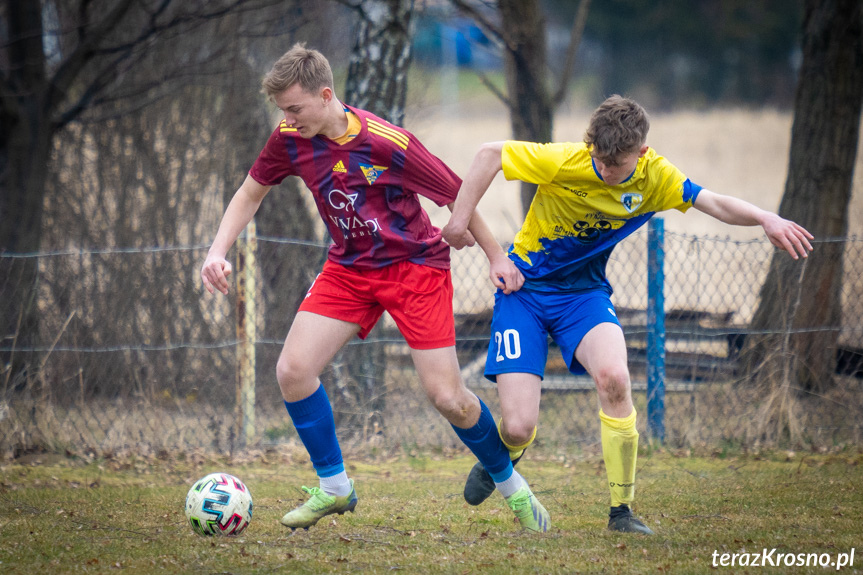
[608,504,655,535]
[463,452,524,506]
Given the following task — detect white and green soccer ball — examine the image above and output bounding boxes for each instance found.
[184,472,253,536]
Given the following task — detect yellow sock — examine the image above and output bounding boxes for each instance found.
[499,419,536,460]
[599,409,638,507]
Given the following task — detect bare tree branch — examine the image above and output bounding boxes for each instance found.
[476,70,511,109]
[47,0,142,113]
[450,0,506,48]
[449,0,512,108]
[553,0,590,106]
[49,0,283,128]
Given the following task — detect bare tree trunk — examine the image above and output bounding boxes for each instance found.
[0,2,52,380]
[452,0,590,215]
[344,0,414,125]
[497,0,553,214]
[743,0,863,394]
[325,0,416,437]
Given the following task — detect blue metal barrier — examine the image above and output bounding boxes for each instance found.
[647,217,666,441]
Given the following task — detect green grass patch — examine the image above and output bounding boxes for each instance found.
[1,449,861,573]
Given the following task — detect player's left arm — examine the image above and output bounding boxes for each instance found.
[692,189,814,259]
[451,204,525,294]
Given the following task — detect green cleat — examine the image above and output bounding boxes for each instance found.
[608,504,654,535]
[506,485,550,533]
[280,479,358,530]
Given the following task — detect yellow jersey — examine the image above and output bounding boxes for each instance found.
[502,141,701,292]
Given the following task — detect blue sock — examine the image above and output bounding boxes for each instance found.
[284,384,344,478]
[451,399,513,483]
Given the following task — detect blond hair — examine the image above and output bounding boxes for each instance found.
[584,95,650,164]
[261,43,334,100]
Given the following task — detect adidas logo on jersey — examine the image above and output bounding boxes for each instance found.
[333,160,347,173]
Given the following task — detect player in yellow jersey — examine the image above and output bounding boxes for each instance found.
[442,95,813,534]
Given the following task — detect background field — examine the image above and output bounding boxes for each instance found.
[1,449,861,574]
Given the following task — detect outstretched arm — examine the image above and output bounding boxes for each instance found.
[201,174,271,294]
[692,189,814,259]
[442,141,505,250]
[442,141,524,293]
[456,206,525,294]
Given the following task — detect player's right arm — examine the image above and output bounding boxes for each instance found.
[201,174,271,295]
[441,141,505,250]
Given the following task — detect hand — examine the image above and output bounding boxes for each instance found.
[489,253,524,294]
[201,254,233,295]
[762,214,814,260]
[441,221,476,250]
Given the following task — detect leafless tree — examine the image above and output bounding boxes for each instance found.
[342,0,414,125]
[451,0,591,214]
[743,0,862,394]
[321,0,416,436]
[0,0,293,383]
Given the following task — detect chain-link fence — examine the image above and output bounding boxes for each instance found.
[2,226,862,460]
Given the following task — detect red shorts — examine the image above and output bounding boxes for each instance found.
[298,260,456,349]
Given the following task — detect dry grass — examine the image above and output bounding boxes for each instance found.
[4,361,860,462]
[1,448,862,574]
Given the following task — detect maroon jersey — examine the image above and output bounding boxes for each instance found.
[249,105,461,270]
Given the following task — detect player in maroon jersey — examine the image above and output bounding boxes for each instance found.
[201,44,550,533]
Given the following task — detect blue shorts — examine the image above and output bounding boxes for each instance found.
[483,288,621,382]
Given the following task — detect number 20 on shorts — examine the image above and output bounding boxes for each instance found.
[495,329,522,361]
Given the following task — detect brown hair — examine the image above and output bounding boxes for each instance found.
[583,95,650,165]
[261,43,334,100]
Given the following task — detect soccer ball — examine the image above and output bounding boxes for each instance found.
[184,472,253,536]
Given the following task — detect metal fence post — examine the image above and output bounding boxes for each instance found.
[647,217,666,442]
[236,219,257,448]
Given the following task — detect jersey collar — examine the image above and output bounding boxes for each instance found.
[591,158,638,185]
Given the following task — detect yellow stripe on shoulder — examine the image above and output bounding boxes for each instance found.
[367,119,409,150]
[367,119,409,146]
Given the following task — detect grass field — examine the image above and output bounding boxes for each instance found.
[1,449,861,574]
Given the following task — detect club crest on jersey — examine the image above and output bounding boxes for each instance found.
[621,193,643,214]
[359,163,387,185]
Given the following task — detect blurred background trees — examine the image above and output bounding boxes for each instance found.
[1,0,318,388]
[450,0,592,214]
[574,0,803,109]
